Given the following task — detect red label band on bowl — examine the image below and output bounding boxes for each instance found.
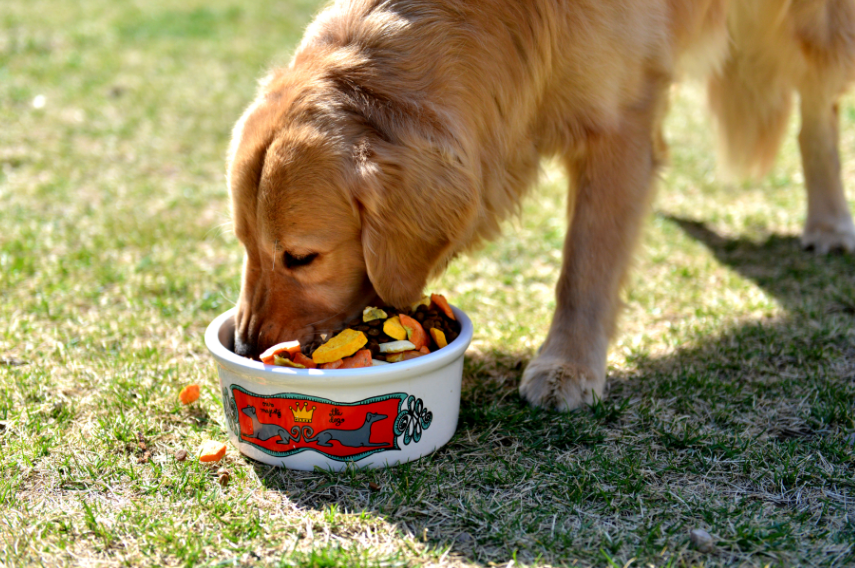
[222,386,433,462]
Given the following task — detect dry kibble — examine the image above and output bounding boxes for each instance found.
[368,481,380,491]
[217,468,231,486]
[175,449,188,461]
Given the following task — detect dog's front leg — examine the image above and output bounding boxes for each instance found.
[798,85,855,254]
[520,96,666,411]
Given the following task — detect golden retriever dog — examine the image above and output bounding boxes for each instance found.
[709,0,855,253]
[228,0,855,411]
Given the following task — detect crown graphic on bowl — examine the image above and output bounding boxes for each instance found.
[290,401,316,423]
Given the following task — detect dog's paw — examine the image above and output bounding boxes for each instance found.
[519,356,604,411]
[802,218,855,254]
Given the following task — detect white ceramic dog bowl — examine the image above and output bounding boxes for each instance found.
[205,306,473,470]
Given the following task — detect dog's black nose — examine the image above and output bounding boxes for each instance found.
[234,334,256,359]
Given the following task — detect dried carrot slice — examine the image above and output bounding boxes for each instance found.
[430,294,456,320]
[402,350,426,361]
[339,349,372,369]
[320,359,344,369]
[292,352,317,369]
[179,384,200,405]
[260,340,302,365]
[398,313,428,350]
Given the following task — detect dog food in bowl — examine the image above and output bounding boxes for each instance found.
[204,295,473,471]
[258,294,461,370]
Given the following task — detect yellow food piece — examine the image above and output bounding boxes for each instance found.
[383,316,407,341]
[363,306,388,322]
[430,328,448,348]
[312,329,368,364]
[385,352,405,363]
[273,354,306,368]
[411,295,430,310]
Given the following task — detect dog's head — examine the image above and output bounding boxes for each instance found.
[227,63,478,358]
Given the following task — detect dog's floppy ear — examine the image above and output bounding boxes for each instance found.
[353,133,478,308]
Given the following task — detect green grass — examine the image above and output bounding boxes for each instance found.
[2,1,854,566]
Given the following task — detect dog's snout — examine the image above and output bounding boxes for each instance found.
[233,307,259,358]
[234,334,256,358]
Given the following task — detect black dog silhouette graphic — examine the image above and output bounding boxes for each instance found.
[302,412,388,448]
[241,405,299,444]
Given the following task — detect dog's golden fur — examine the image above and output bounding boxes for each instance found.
[228,0,855,410]
[709,0,855,253]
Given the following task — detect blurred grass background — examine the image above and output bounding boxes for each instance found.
[2,1,854,567]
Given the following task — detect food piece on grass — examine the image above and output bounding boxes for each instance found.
[260,340,302,365]
[429,328,448,349]
[402,350,426,361]
[383,316,407,341]
[398,313,428,350]
[339,349,372,369]
[273,354,305,369]
[320,359,344,369]
[198,440,227,463]
[179,384,200,405]
[430,294,456,320]
[362,306,388,322]
[371,359,390,366]
[378,340,416,354]
[312,329,368,364]
[291,352,317,369]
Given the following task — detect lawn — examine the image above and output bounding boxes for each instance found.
[1,1,854,566]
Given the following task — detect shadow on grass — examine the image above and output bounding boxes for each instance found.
[245,218,855,566]
[663,214,855,315]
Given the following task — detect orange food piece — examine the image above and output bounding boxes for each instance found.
[429,328,448,349]
[419,346,431,354]
[339,349,373,369]
[292,352,317,369]
[398,313,428,350]
[312,329,368,364]
[260,340,302,365]
[320,359,344,369]
[179,384,200,405]
[430,294,456,321]
[198,439,227,463]
[383,316,408,341]
[402,350,426,361]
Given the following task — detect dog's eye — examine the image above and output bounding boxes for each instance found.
[284,252,318,269]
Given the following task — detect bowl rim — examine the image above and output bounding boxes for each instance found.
[205,304,473,386]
